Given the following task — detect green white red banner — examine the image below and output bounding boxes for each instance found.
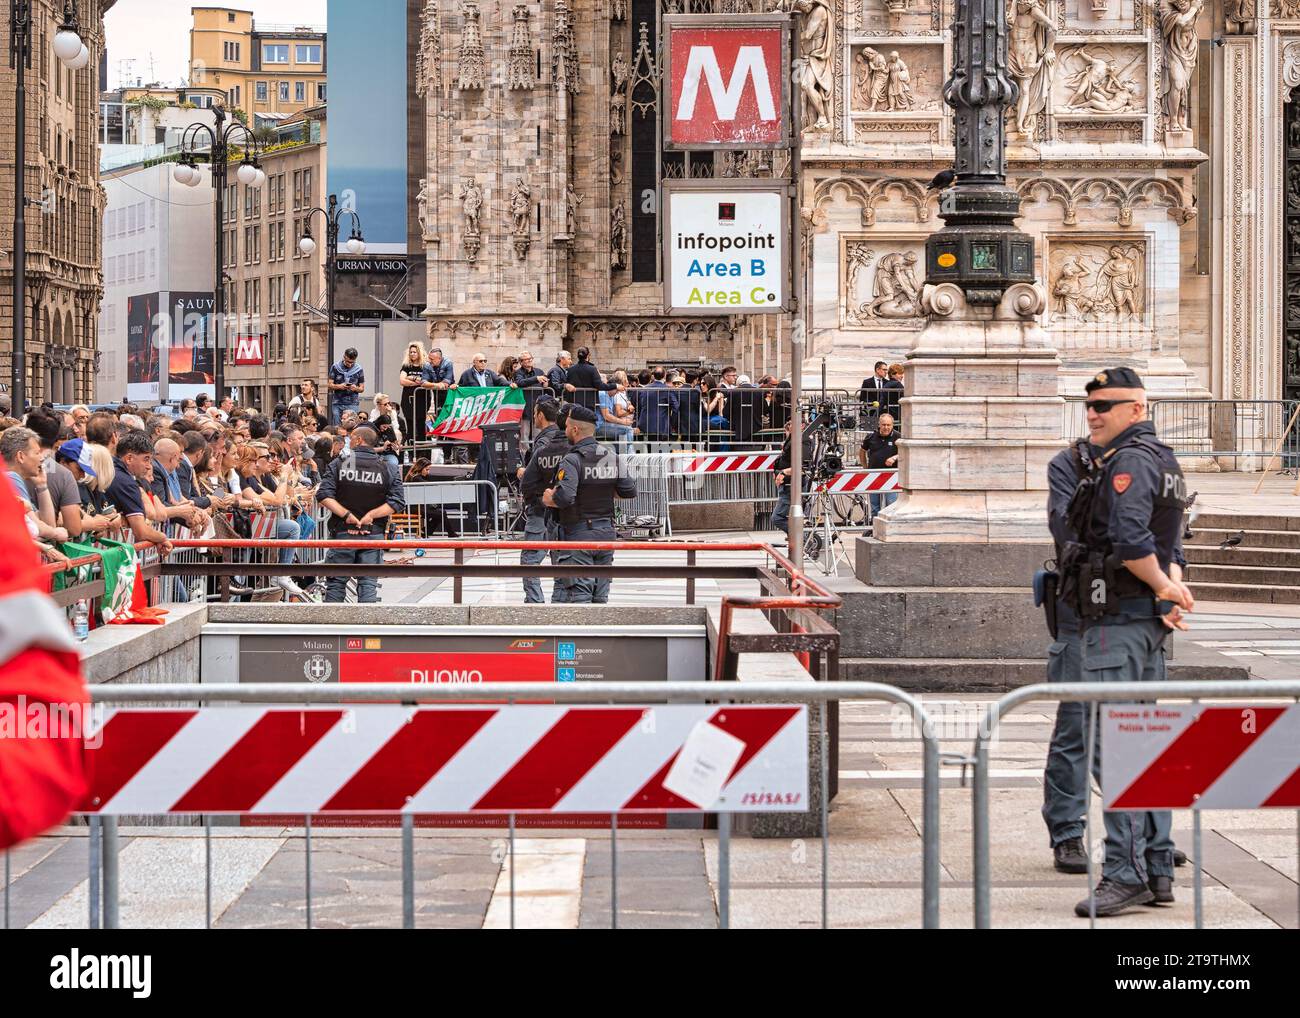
[427,386,526,442]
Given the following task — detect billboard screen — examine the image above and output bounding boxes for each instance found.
[126,291,161,402]
[167,290,216,401]
[327,0,407,254]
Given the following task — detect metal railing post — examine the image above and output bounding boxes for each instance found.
[205,821,212,930]
[102,817,120,930]
[717,810,731,930]
[921,718,940,930]
[402,812,415,930]
[88,816,101,930]
[304,814,312,930]
[820,697,829,930]
[508,812,516,930]
[610,813,618,930]
[1193,805,1203,931]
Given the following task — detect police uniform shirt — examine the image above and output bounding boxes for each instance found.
[521,425,569,513]
[1090,421,1187,578]
[550,436,636,523]
[106,457,146,519]
[862,429,900,470]
[317,447,406,535]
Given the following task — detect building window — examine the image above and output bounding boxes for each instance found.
[295,44,322,63]
[263,44,289,64]
[229,85,241,106]
[223,41,240,62]
[227,12,235,22]
[316,82,326,102]
[302,168,313,209]
[255,81,268,103]
[278,81,290,102]
[295,81,305,103]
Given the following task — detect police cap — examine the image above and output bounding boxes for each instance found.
[568,404,599,425]
[1085,367,1144,394]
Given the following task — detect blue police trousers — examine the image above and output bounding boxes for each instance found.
[521,513,569,604]
[1042,623,1088,847]
[324,531,383,603]
[1084,615,1175,886]
[563,519,616,603]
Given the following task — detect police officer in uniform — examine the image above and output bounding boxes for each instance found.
[518,398,571,603]
[1061,367,1194,917]
[317,425,406,603]
[544,404,636,604]
[1041,437,1098,875]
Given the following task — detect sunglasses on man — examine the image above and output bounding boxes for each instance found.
[1085,398,1135,414]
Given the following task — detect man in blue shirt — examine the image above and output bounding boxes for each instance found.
[106,430,173,557]
[421,346,456,419]
[327,347,365,425]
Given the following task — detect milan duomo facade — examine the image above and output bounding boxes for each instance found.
[412,1,1290,403]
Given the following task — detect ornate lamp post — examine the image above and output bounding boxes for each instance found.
[297,194,365,423]
[924,0,1035,303]
[9,0,88,410]
[174,105,265,402]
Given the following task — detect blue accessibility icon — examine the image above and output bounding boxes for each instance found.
[558,642,576,661]
[557,668,576,683]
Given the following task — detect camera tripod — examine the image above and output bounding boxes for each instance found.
[800,485,871,576]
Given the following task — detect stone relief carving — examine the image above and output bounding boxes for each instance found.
[416,0,443,98]
[611,203,628,269]
[813,176,934,226]
[1275,0,1300,15]
[1008,0,1056,137]
[459,176,483,263]
[509,178,531,259]
[610,147,625,186]
[456,1,486,91]
[1048,241,1145,324]
[629,21,659,119]
[1283,41,1300,99]
[853,48,918,111]
[1061,46,1142,113]
[846,244,924,324]
[611,0,628,21]
[1017,176,1195,228]
[782,0,834,131]
[1159,0,1204,134]
[508,5,535,90]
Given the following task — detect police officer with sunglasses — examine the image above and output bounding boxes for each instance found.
[1058,367,1194,918]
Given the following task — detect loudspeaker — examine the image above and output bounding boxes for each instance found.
[481,423,521,476]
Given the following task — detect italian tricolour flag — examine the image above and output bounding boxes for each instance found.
[427,386,526,443]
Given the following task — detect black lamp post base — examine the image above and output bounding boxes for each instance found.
[924,183,1035,305]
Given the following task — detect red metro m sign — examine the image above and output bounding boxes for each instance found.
[663,15,790,150]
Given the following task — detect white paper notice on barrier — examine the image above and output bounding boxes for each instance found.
[663,720,747,807]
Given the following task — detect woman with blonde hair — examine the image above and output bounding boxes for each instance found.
[397,343,428,442]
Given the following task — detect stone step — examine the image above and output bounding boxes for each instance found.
[1184,546,1300,567]
[1190,512,1300,532]
[1186,581,1300,605]
[1185,528,1300,550]
[1185,563,1300,587]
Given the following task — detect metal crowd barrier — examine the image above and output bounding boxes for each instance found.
[36,680,939,931]
[967,679,1300,930]
[402,479,503,537]
[1150,399,1299,467]
[665,451,780,522]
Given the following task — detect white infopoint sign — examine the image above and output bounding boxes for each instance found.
[664,186,787,314]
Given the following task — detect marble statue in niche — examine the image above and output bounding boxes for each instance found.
[783,0,834,131]
[460,176,483,234]
[566,186,583,237]
[1063,47,1142,113]
[417,178,431,240]
[1008,0,1056,137]
[611,203,628,269]
[1159,0,1204,133]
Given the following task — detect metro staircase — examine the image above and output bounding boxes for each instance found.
[1184,512,1300,604]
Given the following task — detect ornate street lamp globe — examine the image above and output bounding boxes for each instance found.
[53,29,82,65]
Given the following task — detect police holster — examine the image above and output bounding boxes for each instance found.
[1033,567,1059,639]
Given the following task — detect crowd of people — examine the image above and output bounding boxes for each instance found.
[392,343,796,448]
[0,389,413,605]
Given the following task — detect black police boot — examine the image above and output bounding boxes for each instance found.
[1053,837,1089,874]
[1173,848,1187,868]
[1074,877,1154,917]
[1146,874,1174,905]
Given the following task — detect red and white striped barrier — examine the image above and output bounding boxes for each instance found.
[671,453,780,475]
[80,705,808,815]
[1102,704,1300,809]
[816,469,899,494]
